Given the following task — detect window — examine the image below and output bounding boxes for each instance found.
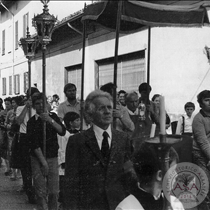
[14,74,20,94]
[95,51,145,92]
[9,76,12,95]
[23,13,29,38]
[15,21,18,49]
[2,78,6,95]
[2,30,5,55]
[24,72,29,93]
[8,25,12,53]
[65,65,82,99]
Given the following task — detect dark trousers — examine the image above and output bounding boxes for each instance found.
[19,133,34,200]
[59,175,65,203]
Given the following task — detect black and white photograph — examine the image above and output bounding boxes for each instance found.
[0,1,210,210]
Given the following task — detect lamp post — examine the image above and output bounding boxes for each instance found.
[19,27,38,117]
[32,0,57,157]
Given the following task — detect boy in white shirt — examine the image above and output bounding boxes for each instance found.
[176,102,195,137]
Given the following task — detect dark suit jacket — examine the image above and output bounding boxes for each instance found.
[64,127,132,210]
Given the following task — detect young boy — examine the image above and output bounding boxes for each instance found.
[176,102,195,137]
[27,92,66,209]
[58,111,81,206]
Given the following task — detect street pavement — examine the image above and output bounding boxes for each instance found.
[0,160,36,210]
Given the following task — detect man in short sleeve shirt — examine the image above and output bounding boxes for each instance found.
[57,83,80,121]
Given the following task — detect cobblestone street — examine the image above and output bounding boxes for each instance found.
[0,160,36,210]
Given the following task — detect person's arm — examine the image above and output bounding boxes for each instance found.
[149,102,160,124]
[16,100,31,125]
[193,114,210,161]
[5,111,10,125]
[57,104,64,122]
[34,148,49,176]
[113,106,135,132]
[16,106,28,125]
[4,111,11,130]
[120,107,135,132]
[39,113,65,135]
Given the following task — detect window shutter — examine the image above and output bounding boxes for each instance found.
[2,78,6,95]
[15,21,18,49]
[2,30,5,55]
[9,76,12,95]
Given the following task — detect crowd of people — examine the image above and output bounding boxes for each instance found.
[0,82,209,210]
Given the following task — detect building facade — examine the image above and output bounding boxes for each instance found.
[0,0,210,120]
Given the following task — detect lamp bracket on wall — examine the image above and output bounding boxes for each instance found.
[204,46,210,63]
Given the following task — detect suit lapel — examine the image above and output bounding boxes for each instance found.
[85,127,105,165]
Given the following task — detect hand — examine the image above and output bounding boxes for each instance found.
[153,103,160,114]
[113,108,123,119]
[166,124,170,129]
[25,99,32,108]
[6,124,11,130]
[41,161,49,176]
[147,103,155,114]
[39,113,52,123]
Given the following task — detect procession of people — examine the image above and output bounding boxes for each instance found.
[0,80,209,210]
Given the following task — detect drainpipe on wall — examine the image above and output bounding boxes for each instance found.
[0,2,14,96]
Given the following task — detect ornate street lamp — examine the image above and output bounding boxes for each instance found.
[19,27,37,59]
[32,0,57,44]
[32,0,57,157]
[19,27,38,116]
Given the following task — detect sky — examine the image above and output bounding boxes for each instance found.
[47,1,92,21]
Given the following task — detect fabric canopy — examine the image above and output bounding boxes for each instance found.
[82,0,210,32]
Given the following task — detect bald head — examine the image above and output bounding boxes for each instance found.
[125,91,139,113]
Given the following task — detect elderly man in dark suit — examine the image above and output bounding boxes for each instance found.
[64,90,132,210]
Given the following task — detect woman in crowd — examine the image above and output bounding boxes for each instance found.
[118,90,126,106]
[0,97,12,175]
[5,96,22,180]
[192,90,210,209]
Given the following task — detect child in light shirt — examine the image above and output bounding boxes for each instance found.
[176,102,195,137]
[58,111,81,205]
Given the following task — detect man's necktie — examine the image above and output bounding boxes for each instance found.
[101,131,110,161]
